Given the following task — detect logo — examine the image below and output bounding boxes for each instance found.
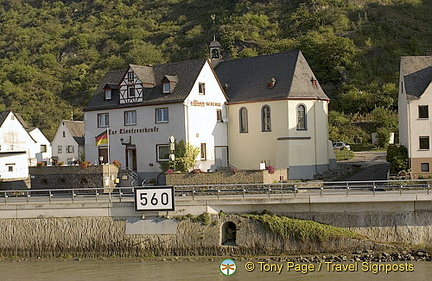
[220,259,237,276]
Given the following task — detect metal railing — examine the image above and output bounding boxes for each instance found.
[0,179,431,205]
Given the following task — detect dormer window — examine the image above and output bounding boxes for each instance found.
[104,89,112,100]
[163,83,170,94]
[127,72,134,83]
[161,75,177,94]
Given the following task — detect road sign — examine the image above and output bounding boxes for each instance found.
[134,186,175,212]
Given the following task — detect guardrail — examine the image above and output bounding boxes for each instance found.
[0,179,431,205]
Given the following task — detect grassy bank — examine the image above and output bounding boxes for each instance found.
[243,213,360,243]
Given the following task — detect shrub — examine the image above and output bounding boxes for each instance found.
[386,145,408,174]
[334,150,355,161]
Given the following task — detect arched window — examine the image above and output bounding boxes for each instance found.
[239,107,248,133]
[261,105,271,132]
[297,104,307,130]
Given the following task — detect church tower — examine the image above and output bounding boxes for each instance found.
[209,36,222,67]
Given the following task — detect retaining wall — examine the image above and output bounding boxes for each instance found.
[166,169,287,185]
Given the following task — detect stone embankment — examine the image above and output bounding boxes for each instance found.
[0,214,430,259]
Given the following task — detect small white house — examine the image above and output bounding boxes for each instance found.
[51,120,85,165]
[0,110,51,182]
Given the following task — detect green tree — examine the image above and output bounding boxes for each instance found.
[159,140,200,173]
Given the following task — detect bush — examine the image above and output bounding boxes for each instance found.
[334,150,355,161]
[386,145,408,174]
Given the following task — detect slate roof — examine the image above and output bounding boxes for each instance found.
[63,120,85,145]
[84,59,208,111]
[401,56,432,99]
[214,50,329,103]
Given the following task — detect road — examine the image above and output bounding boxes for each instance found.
[338,151,390,181]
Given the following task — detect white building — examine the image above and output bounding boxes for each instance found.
[84,59,228,180]
[0,110,51,181]
[398,55,432,176]
[51,120,85,165]
[84,42,331,181]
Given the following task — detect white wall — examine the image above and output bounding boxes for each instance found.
[183,62,228,171]
[28,128,52,165]
[52,122,82,164]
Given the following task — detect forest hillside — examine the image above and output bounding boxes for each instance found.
[0,0,431,140]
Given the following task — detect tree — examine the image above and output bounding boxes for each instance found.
[159,140,200,173]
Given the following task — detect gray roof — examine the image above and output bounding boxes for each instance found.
[401,56,432,98]
[84,59,208,111]
[63,120,85,145]
[215,50,329,103]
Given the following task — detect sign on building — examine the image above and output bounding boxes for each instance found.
[134,186,175,212]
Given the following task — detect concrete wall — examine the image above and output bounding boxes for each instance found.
[166,169,287,185]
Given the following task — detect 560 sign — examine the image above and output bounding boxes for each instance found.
[134,187,175,212]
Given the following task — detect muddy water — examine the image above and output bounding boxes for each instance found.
[0,259,429,281]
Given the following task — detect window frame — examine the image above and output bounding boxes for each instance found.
[163,83,170,94]
[239,107,248,133]
[156,144,170,162]
[200,143,207,160]
[97,113,109,128]
[421,163,430,172]
[419,105,429,119]
[155,108,169,123]
[66,145,74,153]
[419,136,430,150]
[127,72,134,83]
[198,82,206,95]
[216,109,223,123]
[124,110,137,126]
[128,86,135,98]
[297,104,307,130]
[261,105,271,132]
[58,145,62,154]
[104,89,112,100]
[40,144,47,153]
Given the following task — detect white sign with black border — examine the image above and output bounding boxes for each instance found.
[134,186,175,212]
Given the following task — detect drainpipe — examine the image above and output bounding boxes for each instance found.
[314,100,318,174]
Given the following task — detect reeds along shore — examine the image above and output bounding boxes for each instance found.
[0,215,430,258]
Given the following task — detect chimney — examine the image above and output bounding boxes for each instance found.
[268,78,276,89]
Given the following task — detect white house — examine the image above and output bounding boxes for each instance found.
[398,55,432,176]
[215,50,330,179]
[0,110,51,182]
[84,41,331,181]
[84,59,228,180]
[51,120,85,165]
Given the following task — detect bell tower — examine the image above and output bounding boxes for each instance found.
[209,36,222,67]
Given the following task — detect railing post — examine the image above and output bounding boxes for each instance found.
[217,189,220,200]
[373,183,376,195]
[26,190,30,204]
[320,187,323,197]
[268,186,271,198]
[346,182,349,196]
[428,182,431,195]
[294,185,297,198]
[400,184,403,195]
[192,187,195,200]
[243,188,246,199]
[72,190,75,203]
[49,190,52,203]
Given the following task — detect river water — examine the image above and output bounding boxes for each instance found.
[0,258,429,281]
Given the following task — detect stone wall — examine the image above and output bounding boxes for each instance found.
[0,215,370,258]
[29,165,119,190]
[166,169,287,185]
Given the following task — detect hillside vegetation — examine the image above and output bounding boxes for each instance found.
[0,0,431,139]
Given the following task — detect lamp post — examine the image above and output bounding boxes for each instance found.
[169,135,175,171]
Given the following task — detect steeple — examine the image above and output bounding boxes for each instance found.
[209,36,222,67]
